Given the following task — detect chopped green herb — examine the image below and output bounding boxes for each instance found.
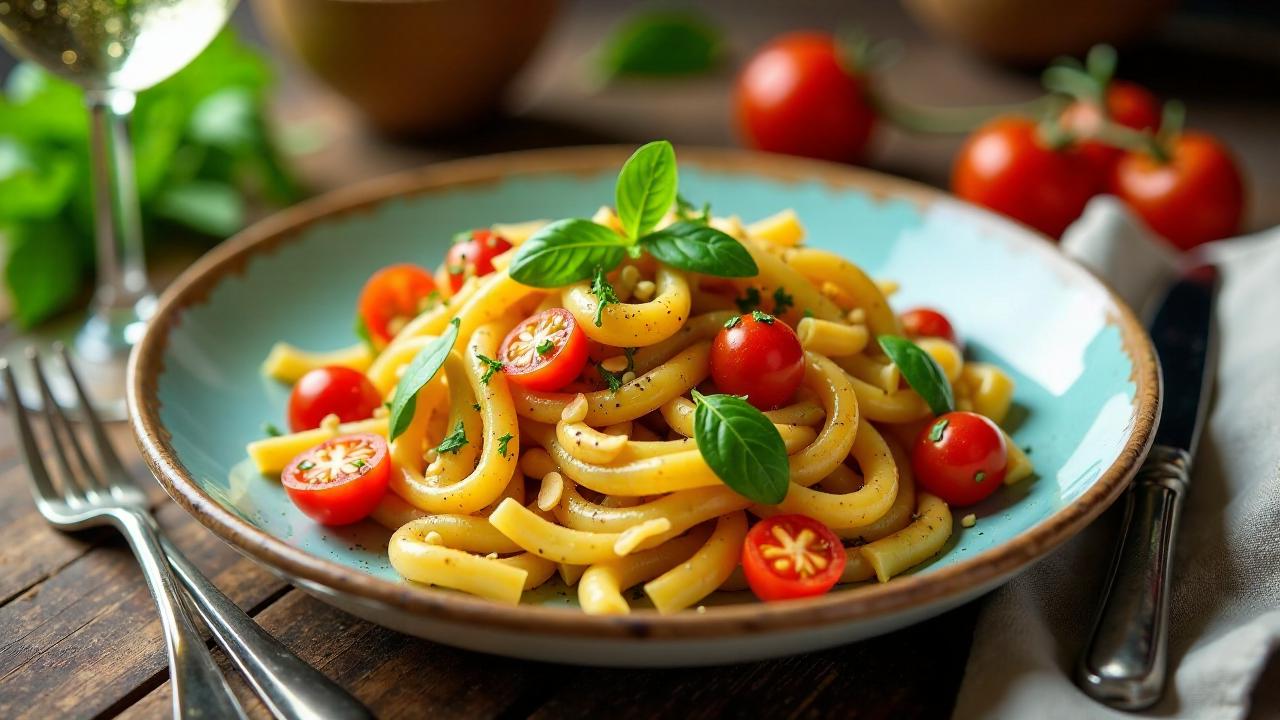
[735,287,761,313]
[802,308,814,319]
[599,365,625,392]
[928,418,949,443]
[298,460,315,471]
[262,422,282,438]
[589,266,621,327]
[475,352,504,384]
[772,286,794,315]
[471,403,481,412]
[496,433,515,457]
[436,420,468,455]
[675,193,711,224]
[975,470,987,483]
[354,315,375,351]
[724,315,742,329]
[751,309,775,324]
[536,338,555,355]
[352,459,366,468]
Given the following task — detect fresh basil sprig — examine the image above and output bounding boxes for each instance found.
[508,219,628,288]
[639,220,757,277]
[691,390,790,505]
[388,318,460,440]
[508,140,758,288]
[878,335,955,416]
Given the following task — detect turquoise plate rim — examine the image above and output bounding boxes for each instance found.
[127,146,1160,640]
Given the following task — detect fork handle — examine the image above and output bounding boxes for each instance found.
[113,510,248,720]
[1077,445,1190,710]
[156,532,374,720]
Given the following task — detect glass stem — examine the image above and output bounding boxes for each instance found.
[81,88,154,358]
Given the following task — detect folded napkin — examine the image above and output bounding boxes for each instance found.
[953,197,1280,720]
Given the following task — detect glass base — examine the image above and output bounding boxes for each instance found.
[0,297,154,423]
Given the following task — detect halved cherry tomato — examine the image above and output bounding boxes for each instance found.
[952,116,1096,238]
[1108,131,1244,251]
[912,411,1008,507]
[288,366,383,432]
[736,32,877,164]
[282,433,390,525]
[900,307,957,344]
[444,229,512,293]
[357,264,437,347]
[742,514,846,602]
[1059,80,1161,180]
[711,312,805,410]
[499,308,588,392]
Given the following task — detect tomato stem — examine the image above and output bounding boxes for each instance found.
[873,92,1059,135]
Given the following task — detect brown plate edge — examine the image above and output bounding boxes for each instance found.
[126,145,1161,641]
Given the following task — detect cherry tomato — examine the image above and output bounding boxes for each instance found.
[742,514,846,602]
[736,32,877,164]
[1108,132,1244,251]
[1059,81,1161,180]
[711,312,805,410]
[499,308,589,392]
[912,412,1008,507]
[282,433,390,526]
[952,116,1096,238]
[288,366,383,433]
[900,307,957,344]
[357,264,437,347]
[444,229,512,293]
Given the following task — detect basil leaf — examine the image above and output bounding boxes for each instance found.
[508,218,628,288]
[389,318,460,440]
[599,11,722,79]
[615,140,677,240]
[692,390,789,505]
[639,221,758,278]
[878,335,955,416]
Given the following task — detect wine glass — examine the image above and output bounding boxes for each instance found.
[0,0,238,419]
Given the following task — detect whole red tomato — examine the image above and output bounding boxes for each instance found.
[1109,132,1244,251]
[711,312,805,410]
[288,366,383,432]
[952,116,1097,238]
[736,32,876,164]
[912,412,1008,507]
[1059,81,1162,180]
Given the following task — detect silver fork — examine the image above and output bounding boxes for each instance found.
[4,349,247,720]
[4,347,373,720]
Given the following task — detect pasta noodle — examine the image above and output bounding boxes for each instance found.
[250,201,1035,614]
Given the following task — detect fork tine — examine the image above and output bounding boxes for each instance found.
[2,359,60,506]
[28,349,105,498]
[56,343,133,483]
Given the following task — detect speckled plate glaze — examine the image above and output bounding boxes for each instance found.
[128,147,1159,667]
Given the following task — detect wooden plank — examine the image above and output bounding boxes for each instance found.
[0,421,175,605]
[124,590,571,720]
[0,500,288,720]
[528,604,980,720]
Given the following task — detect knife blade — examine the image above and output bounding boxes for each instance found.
[1077,265,1218,710]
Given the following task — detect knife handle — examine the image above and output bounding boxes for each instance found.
[1077,444,1190,710]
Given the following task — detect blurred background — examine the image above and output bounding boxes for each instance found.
[1,0,1278,331]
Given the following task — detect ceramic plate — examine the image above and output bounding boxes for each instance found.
[128,147,1159,666]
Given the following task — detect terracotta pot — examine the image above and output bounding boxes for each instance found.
[902,0,1173,66]
[253,0,559,136]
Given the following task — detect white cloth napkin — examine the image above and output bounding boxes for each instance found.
[952,197,1280,720]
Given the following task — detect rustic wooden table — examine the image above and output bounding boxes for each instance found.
[3,1,1278,718]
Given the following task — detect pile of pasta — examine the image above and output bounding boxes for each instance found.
[249,207,1033,614]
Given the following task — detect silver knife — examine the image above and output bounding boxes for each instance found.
[1077,265,1218,710]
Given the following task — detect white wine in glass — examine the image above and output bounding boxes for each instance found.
[0,0,238,419]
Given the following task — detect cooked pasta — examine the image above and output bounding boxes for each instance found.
[250,145,1035,614]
